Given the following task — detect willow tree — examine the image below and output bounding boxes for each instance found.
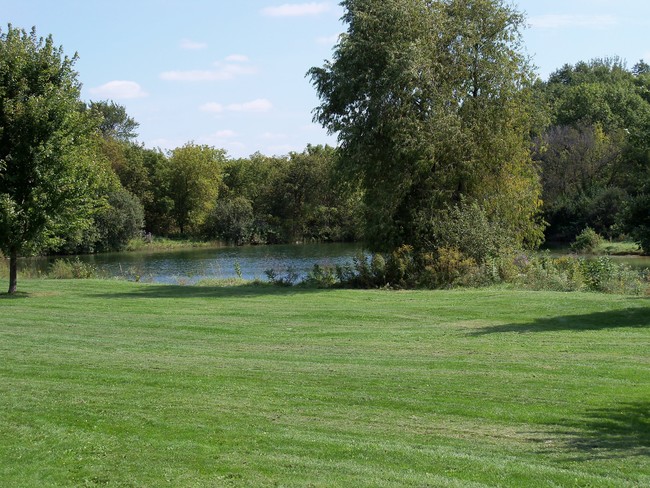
[0,26,107,294]
[309,0,544,255]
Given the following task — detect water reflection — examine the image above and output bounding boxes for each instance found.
[21,243,364,284]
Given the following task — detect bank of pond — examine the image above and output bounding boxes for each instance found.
[2,241,649,295]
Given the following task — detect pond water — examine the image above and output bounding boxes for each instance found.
[14,242,650,285]
[22,242,364,284]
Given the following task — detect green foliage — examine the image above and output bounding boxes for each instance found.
[88,100,139,141]
[203,196,254,245]
[427,201,517,264]
[423,247,478,288]
[304,264,338,288]
[48,257,99,279]
[164,143,225,235]
[264,267,299,286]
[93,188,145,252]
[571,227,603,253]
[537,58,650,245]
[309,0,543,253]
[0,25,108,292]
[621,192,650,254]
[217,146,362,245]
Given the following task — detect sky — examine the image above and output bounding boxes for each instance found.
[1,1,649,158]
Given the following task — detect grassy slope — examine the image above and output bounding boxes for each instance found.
[0,280,648,487]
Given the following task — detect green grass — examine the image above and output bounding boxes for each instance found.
[597,240,643,256]
[1,280,648,487]
[548,240,644,256]
[125,236,222,252]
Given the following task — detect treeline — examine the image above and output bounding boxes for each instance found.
[58,102,363,253]
[533,58,650,251]
[74,56,650,255]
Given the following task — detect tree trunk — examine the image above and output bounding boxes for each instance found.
[8,250,17,295]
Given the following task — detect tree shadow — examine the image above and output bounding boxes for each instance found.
[0,291,31,299]
[470,306,650,336]
[535,401,650,460]
[91,282,333,300]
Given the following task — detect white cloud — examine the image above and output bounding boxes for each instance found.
[227,99,273,113]
[262,2,331,17]
[200,99,273,114]
[530,14,618,29]
[225,54,249,63]
[89,80,148,99]
[180,39,207,50]
[161,59,257,82]
[214,130,237,138]
[260,131,288,140]
[200,102,225,113]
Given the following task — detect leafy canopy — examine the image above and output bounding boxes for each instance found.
[309,0,544,254]
[0,25,109,292]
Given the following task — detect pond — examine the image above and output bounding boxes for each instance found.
[21,242,364,284]
[12,242,650,285]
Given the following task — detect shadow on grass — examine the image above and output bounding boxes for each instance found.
[542,401,650,460]
[0,291,31,299]
[91,282,332,300]
[471,306,650,335]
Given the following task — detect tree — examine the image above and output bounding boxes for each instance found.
[89,100,139,141]
[536,58,650,242]
[308,0,543,256]
[93,188,145,252]
[164,143,225,235]
[203,196,255,245]
[0,26,106,294]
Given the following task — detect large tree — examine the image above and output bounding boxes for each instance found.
[0,26,105,293]
[309,0,544,255]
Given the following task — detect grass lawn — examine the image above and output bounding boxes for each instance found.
[0,280,648,487]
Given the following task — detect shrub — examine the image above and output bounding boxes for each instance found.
[422,247,477,288]
[621,192,650,254]
[94,189,145,252]
[571,227,602,253]
[428,202,516,264]
[48,258,99,279]
[265,267,299,286]
[514,253,585,292]
[304,264,338,288]
[203,197,255,245]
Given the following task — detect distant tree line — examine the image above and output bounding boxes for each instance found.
[54,102,364,254]
[77,56,650,258]
[532,57,650,250]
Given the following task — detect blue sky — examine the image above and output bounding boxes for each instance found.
[2,1,649,158]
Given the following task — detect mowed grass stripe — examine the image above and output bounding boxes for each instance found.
[1,280,648,487]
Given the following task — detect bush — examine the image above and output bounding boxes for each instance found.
[304,264,338,288]
[428,202,516,264]
[622,192,650,254]
[265,267,299,286]
[421,247,477,288]
[571,227,602,253]
[94,189,145,252]
[203,197,254,245]
[48,258,99,279]
[514,253,585,292]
